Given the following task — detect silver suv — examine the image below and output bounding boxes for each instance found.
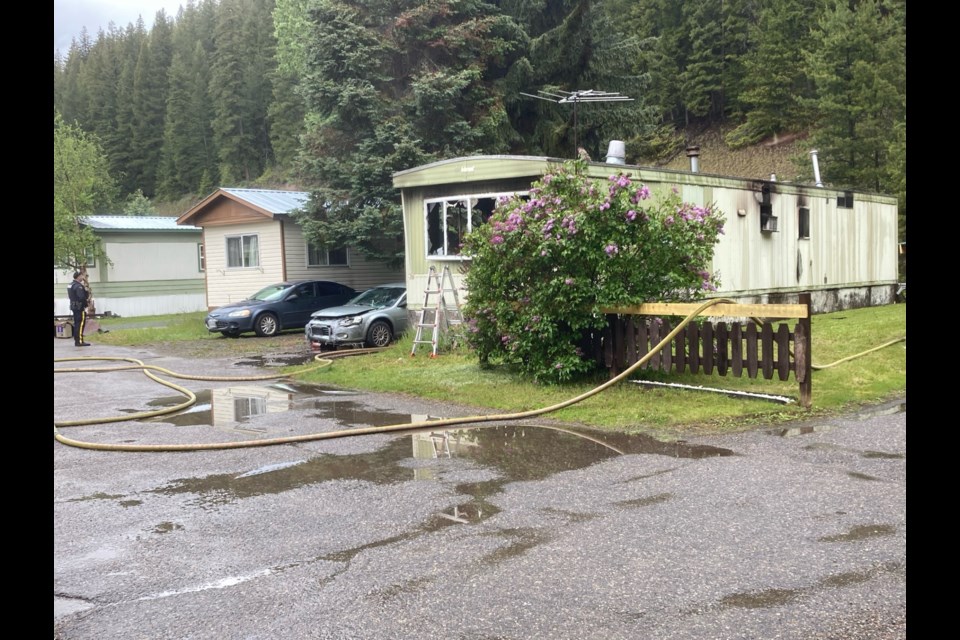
[305,283,408,349]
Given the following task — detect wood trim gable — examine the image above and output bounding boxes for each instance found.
[177,189,281,227]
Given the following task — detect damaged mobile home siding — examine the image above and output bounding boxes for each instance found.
[393,155,898,314]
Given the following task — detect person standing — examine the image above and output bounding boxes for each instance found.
[68,271,91,347]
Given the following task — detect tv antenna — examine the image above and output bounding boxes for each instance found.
[519,89,634,158]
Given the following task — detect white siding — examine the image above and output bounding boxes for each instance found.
[54,231,205,317]
[103,241,202,280]
[282,220,404,290]
[54,294,207,317]
[205,221,285,307]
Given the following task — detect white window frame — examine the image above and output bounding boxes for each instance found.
[306,242,349,267]
[198,243,205,272]
[225,233,260,269]
[423,191,526,260]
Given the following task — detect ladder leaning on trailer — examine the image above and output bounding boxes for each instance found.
[410,265,463,357]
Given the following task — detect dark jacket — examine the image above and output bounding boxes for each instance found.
[68,280,89,312]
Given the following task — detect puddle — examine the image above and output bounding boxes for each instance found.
[149,422,732,511]
[818,523,896,543]
[772,425,832,437]
[720,587,800,609]
[140,384,363,428]
[152,522,184,534]
[138,382,735,540]
[235,354,319,368]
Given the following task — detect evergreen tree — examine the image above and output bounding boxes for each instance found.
[123,189,159,215]
[130,11,175,197]
[210,0,277,184]
[802,0,905,192]
[81,25,125,159]
[158,41,218,198]
[509,0,656,159]
[726,0,820,148]
[295,0,528,265]
[269,0,311,174]
[625,0,688,126]
[56,30,94,126]
[113,19,150,195]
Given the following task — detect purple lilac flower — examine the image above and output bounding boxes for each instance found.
[564,277,574,286]
[605,243,619,256]
[491,235,504,245]
[664,216,675,226]
[626,209,637,221]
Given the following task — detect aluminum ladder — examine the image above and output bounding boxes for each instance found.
[410,265,463,357]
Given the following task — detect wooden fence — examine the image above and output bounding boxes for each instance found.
[596,293,812,408]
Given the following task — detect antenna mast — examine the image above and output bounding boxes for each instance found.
[519,89,634,158]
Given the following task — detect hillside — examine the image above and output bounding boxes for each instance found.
[651,126,814,184]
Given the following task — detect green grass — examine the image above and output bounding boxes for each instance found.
[87,304,906,438]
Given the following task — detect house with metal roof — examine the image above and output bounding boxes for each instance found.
[53,215,206,317]
[177,188,403,309]
[392,152,900,315]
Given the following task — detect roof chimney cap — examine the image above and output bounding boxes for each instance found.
[605,140,626,165]
[686,146,700,173]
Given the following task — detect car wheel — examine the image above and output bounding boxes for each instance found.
[254,313,279,337]
[365,320,393,348]
[221,330,240,339]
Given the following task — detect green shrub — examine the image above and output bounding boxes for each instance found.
[460,159,726,384]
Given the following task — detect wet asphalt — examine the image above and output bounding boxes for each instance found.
[54,339,906,640]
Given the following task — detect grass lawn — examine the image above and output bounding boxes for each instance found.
[89,303,906,439]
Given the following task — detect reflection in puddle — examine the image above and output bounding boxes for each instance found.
[150,423,733,516]
[138,382,737,536]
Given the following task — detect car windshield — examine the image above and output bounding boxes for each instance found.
[349,287,404,309]
[249,283,293,302]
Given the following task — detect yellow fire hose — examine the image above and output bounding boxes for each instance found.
[53,299,904,452]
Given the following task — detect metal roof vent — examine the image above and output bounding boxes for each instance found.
[686,146,700,173]
[605,140,626,165]
[809,149,823,187]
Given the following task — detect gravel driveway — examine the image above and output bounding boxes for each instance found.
[54,340,905,639]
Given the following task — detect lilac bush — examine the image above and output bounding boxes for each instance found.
[461,159,725,383]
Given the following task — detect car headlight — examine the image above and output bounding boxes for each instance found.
[227,309,252,318]
[339,316,363,327]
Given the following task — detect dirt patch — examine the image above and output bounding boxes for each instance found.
[150,332,309,360]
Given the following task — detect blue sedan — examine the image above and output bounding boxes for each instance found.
[205,280,357,337]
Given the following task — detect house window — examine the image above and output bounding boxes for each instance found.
[83,246,97,268]
[798,207,810,239]
[307,242,349,267]
[226,234,259,268]
[234,396,267,421]
[198,243,205,271]
[837,192,854,208]
[424,193,520,258]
